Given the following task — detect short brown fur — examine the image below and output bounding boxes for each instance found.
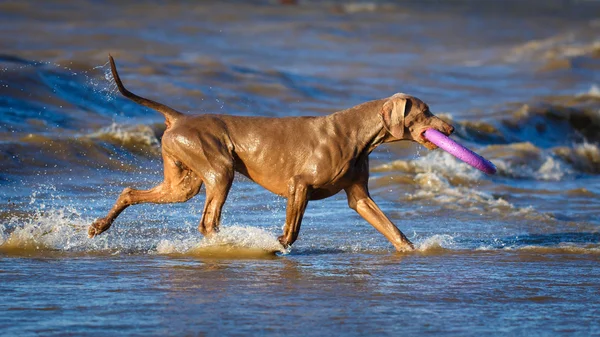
[88,56,454,251]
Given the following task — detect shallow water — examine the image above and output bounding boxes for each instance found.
[1,1,600,335]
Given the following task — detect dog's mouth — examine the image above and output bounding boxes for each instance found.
[418,130,438,150]
[418,127,453,150]
[420,137,438,150]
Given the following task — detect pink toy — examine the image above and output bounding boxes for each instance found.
[424,129,496,175]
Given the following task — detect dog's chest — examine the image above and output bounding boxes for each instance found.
[308,158,367,200]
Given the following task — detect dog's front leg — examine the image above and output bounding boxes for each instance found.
[345,183,414,252]
[278,177,310,248]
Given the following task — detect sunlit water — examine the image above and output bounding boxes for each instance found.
[1,1,599,335]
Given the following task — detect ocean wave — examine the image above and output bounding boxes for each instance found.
[85,122,162,155]
[453,120,507,145]
[486,142,573,180]
[510,244,600,254]
[412,233,600,255]
[377,141,578,182]
[477,242,600,255]
[578,84,600,98]
[0,55,152,134]
[487,141,600,178]
[407,171,548,220]
[412,150,486,181]
[554,142,600,174]
[506,25,600,71]
[504,101,600,146]
[374,150,486,182]
[443,94,600,152]
[383,96,600,181]
[373,149,558,219]
[0,123,162,174]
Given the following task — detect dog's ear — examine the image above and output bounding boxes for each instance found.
[380,96,407,139]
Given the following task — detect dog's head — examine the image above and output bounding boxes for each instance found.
[379,93,454,149]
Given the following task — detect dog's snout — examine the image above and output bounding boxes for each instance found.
[447,125,455,135]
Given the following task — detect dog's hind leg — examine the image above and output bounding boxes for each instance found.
[88,151,202,238]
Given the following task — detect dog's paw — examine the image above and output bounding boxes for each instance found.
[87,225,98,239]
[394,240,415,252]
[87,218,110,238]
[277,235,290,249]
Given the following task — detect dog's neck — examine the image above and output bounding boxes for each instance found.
[329,98,392,155]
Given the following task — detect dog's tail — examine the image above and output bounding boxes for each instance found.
[109,55,182,127]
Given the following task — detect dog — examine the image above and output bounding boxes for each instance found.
[88,55,454,252]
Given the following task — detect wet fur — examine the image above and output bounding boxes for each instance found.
[88,55,454,252]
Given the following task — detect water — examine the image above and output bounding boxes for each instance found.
[1,1,600,335]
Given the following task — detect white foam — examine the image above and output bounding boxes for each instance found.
[536,156,572,181]
[0,205,285,256]
[574,142,600,166]
[578,84,600,98]
[415,234,456,251]
[0,207,99,252]
[154,237,201,255]
[413,150,484,181]
[374,146,553,216]
[86,123,161,151]
[409,171,515,212]
[516,244,600,254]
[156,225,285,255]
[489,143,575,181]
[341,2,378,13]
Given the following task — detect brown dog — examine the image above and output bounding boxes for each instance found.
[88,56,454,252]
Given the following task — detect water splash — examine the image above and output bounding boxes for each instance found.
[0,206,93,254]
[415,234,456,252]
[157,226,286,258]
[90,61,118,102]
[0,204,286,257]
